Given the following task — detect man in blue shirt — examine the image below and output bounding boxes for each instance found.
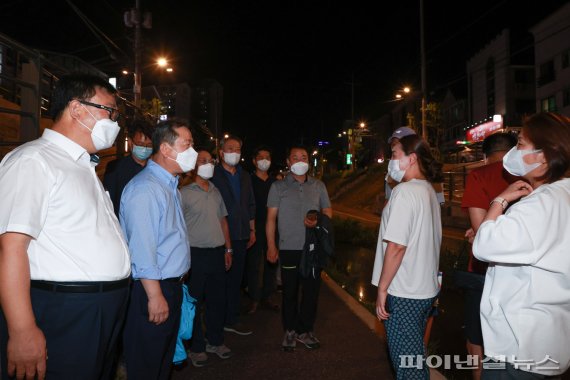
[120,118,196,380]
[211,135,256,336]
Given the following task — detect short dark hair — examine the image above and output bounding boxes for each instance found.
[219,135,242,149]
[399,135,443,183]
[253,145,272,158]
[152,118,190,154]
[287,145,309,158]
[482,132,517,156]
[523,112,570,183]
[50,73,117,121]
[127,118,155,140]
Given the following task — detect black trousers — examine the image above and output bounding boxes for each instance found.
[246,235,278,302]
[225,239,248,326]
[0,285,129,380]
[187,246,226,352]
[123,280,183,380]
[280,250,322,333]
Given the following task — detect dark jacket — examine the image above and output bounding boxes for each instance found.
[300,213,334,279]
[211,164,256,241]
[103,155,145,218]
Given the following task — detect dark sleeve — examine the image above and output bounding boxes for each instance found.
[103,159,120,203]
[247,174,256,221]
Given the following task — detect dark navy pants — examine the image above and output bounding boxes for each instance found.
[225,239,248,326]
[123,280,182,380]
[187,246,226,352]
[0,285,129,380]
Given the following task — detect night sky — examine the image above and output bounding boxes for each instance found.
[1,0,568,162]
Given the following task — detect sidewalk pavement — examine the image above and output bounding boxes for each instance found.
[172,273,446,380]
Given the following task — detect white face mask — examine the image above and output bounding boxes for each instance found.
[168,145,198,173]
[256,159,271,172]
[223,152,241,166]
[290,161,309,176]
[197,162,215,179]
[502,146,543,176]
[77,106,120,151]
[387,159,406,182]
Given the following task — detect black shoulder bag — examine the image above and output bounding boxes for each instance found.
[451,241,486,291]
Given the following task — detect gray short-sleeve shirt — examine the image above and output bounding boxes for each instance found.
[180,181,228,248]
[267,174,331,250]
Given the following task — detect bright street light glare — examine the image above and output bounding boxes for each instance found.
[403,87,411,93]
[157,57,168,67]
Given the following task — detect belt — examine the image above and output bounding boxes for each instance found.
[30,278,131,293]
[162,273,188,283]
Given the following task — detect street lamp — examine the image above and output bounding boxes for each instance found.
[395,86,412,100]
[157,57,168,67]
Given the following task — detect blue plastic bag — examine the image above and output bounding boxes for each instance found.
[173,284,196,364]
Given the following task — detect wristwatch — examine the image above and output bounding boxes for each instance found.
[225,248,233,254]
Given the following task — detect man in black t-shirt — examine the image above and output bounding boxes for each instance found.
[246,146,279,314]
[104,118,154,217]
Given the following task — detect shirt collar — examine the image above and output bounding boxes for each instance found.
[146,159,179,189]
[285,173,310,184]
[223,164,242,176]
[41,128,89,162]
[188,181,211,192]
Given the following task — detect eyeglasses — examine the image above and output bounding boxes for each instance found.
[78,100,121,122]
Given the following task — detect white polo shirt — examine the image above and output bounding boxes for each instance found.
[371,179,441,299]
[0,129,131,281]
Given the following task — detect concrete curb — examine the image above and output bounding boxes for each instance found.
[322,272,447,380]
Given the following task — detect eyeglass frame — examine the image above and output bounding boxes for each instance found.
[78,100,121,122]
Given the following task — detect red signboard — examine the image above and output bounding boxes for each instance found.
[466,121,503,142]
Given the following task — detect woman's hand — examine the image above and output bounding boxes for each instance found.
[499,180,533,203]
[376,289,390,320]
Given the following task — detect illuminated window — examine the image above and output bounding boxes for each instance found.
[540,96,556,112]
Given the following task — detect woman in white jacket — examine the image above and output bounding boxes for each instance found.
[473,112,570,379]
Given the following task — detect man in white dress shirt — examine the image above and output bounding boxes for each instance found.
[0,73,131,380]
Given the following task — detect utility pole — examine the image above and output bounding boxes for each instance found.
[124,1,151,108]
[349,73,355,171]
[420,0,427,142]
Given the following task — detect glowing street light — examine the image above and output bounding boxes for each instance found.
[157,57,168,67]
[395,86,412,100]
